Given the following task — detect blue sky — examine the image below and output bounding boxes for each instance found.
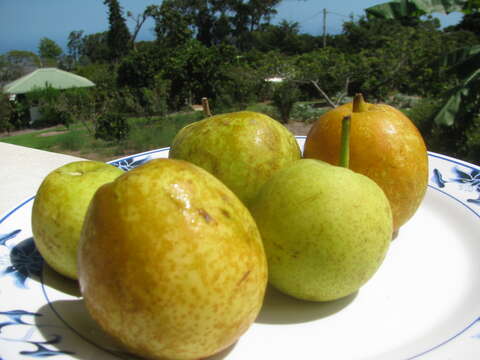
[0,0,463,55]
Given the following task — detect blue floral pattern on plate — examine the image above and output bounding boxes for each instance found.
[0,139,479,359]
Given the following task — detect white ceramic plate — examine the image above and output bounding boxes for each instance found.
[1,137,479,360]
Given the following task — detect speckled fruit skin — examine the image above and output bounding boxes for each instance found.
[304,101,428,232]
[31,161,124,279]
[78,159,268,360]
[169,111,301,207]
[249,159,392,302]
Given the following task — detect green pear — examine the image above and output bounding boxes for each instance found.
[169,111,301,206]
[31,161,124,279]
[78,158,268,360]
[249,159,392,301]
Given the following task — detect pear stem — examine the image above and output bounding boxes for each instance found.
[202,97,212,117]
[339,115,351,168]
[353,93,368,113]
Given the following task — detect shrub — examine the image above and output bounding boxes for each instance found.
[290,103,328,123]
[95,112,130,143]
[57,129,86,151]
[406,97,480,165]
[0,95,14,133]
[272,81,301,123]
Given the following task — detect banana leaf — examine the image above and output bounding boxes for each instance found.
[432,45,480,78]
[366,0,471,19]
[433,68,480,126]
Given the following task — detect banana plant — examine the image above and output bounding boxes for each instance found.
[365,0,480,126]
[365,0,476,19]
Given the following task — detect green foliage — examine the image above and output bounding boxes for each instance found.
[80,32,110,63]
[250,21,320,55]
[406,97,480,164]
[38,37,63,62]
[272,81,301,123]
[95,112,130,142]
[290,103,328,123]
[150,0,281,49]
[161,40,237,110]
[431,45,480,125]
[56,129,86,151]
[453,12,480,36]
[152,0,194,48]
[117,42,166,88]
[75,63,117,91]
[214,64,262,111]
[0,50,41,83]
[0,95,14,133]
[139,74,170,116]
[124,112,203,152]
[336,16,461,99]
[67,30,85,65]
[365,0,471,20]
[104,0,131,61]
[26,87,75,128]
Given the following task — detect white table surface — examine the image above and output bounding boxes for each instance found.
[0,142,85,217]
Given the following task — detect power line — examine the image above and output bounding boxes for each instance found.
[327,10,352,19]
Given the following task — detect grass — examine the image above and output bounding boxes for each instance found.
[0,111,205,162]
[0,102,324,161]
[0,125,71,150]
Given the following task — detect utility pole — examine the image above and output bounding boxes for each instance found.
[323,8,327,48]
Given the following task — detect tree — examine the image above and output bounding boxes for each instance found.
[127,5,158,50]
[250,20,319,54]
[38,37,63,64]
[81,32,110,63]
[292,47,361,107]
[150,0,281,49]
[453,11,480,36]
[151,0,193,48]
[103,0,131,62]
[161,39,237,109]
[366,0,480,126]
[0,50,41,82]
[229,0,281,49]
[365,0,473,19]
[67,30,84,63]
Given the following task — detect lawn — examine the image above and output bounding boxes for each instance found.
[0,111,204,162]
[0,102,324,162]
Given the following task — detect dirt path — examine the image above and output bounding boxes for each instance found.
[0,125,65,138]
[286,121,312,136]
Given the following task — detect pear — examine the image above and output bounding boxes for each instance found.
[169,111,301,206]
[31,161,124,279]
[304,94,428,233]
[249,158,392,301]
[78,158,268,360]
[250,116,392,301]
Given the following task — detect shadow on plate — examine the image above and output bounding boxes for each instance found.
[35,297,235,360]
[35,299,132,360]
[41,262,81,297]
[3,236,79,296]
[256,284,357,325]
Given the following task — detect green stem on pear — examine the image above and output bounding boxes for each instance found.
[353,93,368,113]
[339,115,351,168]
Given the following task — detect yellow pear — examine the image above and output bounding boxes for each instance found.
[78,158,268,360]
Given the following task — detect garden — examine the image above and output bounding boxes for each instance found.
[1,0,479,164]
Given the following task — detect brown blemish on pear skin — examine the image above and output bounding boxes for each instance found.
[198,208,214,223]
[237,270,251,286]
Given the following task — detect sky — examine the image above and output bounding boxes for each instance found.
[0,0,463,55]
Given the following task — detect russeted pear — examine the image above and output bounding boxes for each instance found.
[169,111,301,206]
[304,93,428,233]
[249,158,392,301]
[78,158,268,360]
